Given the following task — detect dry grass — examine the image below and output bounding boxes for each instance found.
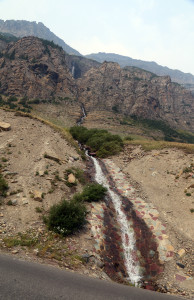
[125,139,194,153]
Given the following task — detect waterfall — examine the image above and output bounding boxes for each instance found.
[91,156,141,286]
[71,65,75,78]
[77,104,86,126]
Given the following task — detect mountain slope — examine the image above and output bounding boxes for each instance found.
[0,35,194,133]
[0,19,81,56]
[77,62,194,132]
[0,36,77,99]
[86,52,194,88]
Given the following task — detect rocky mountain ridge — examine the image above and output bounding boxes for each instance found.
[86,52,194,91]
[1,19,194,90]
[0,36,194,133]
[0,19,80,56]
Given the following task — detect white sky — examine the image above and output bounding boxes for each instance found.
[0,0,194,74]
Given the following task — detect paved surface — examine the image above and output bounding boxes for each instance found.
[0,254,182,300]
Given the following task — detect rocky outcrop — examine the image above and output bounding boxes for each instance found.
[77,63,194,132]
[0,36,77,99]
[0,19,80,55]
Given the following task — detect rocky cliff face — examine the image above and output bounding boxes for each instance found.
[0,36,77,99]
[0,36,194,133]
[77,63,194,132]
[0,19,80,55]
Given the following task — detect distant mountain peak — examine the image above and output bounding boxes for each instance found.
[85,52,194,91]
[0,19,81,56]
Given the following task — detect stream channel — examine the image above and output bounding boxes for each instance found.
[77,104,163,290]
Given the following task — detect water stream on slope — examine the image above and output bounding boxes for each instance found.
[78,104,141,285]
[90,155,141,285]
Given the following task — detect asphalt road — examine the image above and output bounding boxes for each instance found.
[0,254,181,300]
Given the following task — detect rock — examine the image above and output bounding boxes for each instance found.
[11,199,17,206]
[176,262,185,269]
[12,250,19,254]
[0,122,11,131]
[73,156,79,161]
[39,171,44,177]
[22,199,28,205]
[178,249,186,257]
[33,190,42,202]
[0,213,4,217]
[96,260,104,268]
[68,173,76,184]
[33,249,39,256]
[82,253,90,263]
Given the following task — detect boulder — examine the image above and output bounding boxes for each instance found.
[33,190,42,202]
[0,122,11,131]
[68,173,76,184]
[178,249,186,257]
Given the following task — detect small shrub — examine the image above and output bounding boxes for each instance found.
[35,207,43,213]
[6,200,13,206]
[44,199,86,236]
[0,174,9,196]
[190,208,194,213]
[73,183,107,203]
[1,157,8,162]
[186,193,191,197]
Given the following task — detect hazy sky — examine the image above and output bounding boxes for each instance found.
[0,0,194,74]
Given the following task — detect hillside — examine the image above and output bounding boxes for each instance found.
[86,52,194,90]
[77,63,194,133]
[0,109,193,298]
[0,19,81,56]
[0,36,194,134]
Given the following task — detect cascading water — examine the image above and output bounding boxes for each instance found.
[90,156,141,286]
[77,104,87,126]
[78,105,141,285]
[71,65,75,78]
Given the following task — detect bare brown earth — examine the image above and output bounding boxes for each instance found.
[0,109,109,281]
[0,109,193,298]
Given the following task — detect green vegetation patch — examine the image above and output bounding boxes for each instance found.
[70,126,123,157]
[44,199,86,236]
[72,183,107,203]
[121,116,194,144]
[0,173,9,197]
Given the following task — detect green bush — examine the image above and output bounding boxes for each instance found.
[97,141,122,158]
[70,126,123,157]
[44,199,86,236]
[0,174,9,197]
[73,183,107,203]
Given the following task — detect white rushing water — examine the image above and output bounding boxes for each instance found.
[71,65,75,78]
[91,156,141,285]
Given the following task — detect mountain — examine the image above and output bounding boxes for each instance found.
[0,19,81,56]
[77,63,194,132]
[0,36,77,99]
[0,35,194,133]
[85,52,194,90]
